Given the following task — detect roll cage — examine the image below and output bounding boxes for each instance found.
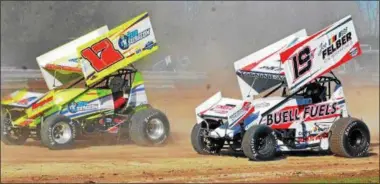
[56,65,139,110]
[258,71,341,118]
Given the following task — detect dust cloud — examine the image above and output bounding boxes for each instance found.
[1,1,378,135]
[1,1,377,72]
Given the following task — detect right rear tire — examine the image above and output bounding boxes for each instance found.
[129,108,170,146]
[242,125,277,161]
[329,117,370,158]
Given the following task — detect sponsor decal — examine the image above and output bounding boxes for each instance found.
[266,102,338,126]
[297,123,330,136]
[17,96,37,106]
[237,70,286,80]
[68,101,99,113]
[303,102,338,119]
[254,102,270,108]
[143,41,156,50]
[211,105,235,114]
[118,28,151,50]
[259,65,282,72]
[68,57,81,63]
[297,133,328,142]
[321,27,352,60]
[267,107,301,126]
[349,47,358,57]
[229,108,246,122]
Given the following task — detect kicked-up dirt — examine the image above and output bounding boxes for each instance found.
[1,83,379,183]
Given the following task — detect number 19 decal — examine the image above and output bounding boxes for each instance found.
[81,38,124,72]
[292,46,313,81]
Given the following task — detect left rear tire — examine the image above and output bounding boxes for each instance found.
[40,115,77,150]
[191,122,225,155]
[1,108,29,145]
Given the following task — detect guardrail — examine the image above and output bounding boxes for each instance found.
[0,68,208,90]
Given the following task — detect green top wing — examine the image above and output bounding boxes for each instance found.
[77,12,159,86]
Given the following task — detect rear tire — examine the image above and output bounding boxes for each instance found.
[40,115,77,150]
[1,108,29,145]
[329,117,370,158]
[191,122,224,155]
[242,125,277,161]
[129,108,170,146]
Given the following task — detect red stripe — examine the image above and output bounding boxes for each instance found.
[19,119,34,127]
[242,45,286,71]
[280,26,331,64]
[32,96,53,110]
[44,64,82,73]
[271,122,292,129]
[29,112,42,119]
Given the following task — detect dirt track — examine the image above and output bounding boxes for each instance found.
[1,84,379,183]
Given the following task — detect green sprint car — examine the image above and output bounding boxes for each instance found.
[1,12,170,149]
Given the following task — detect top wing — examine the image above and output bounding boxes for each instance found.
[234,29,307,100]
[36,26,109,90]
[77,12,158,86]
[280,15,362,93]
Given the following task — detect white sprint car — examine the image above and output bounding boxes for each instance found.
[191,15,370,161]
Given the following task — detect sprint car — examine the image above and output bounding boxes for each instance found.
[1,12,171,149]
[191,15,370,160]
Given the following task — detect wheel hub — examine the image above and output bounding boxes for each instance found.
[146,118,165,140]
[348,129,364,148]
[52,122,72,144]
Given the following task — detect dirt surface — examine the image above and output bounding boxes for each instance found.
[1,84,379,183]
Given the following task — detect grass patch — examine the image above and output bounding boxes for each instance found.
[301,176,379,183]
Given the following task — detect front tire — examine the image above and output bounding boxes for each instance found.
[129,108,170,146]
[40,115,77,150]
[191,122,225,155]
[1,108,29,145]
[242,125,277,161]
[329,117,370,158]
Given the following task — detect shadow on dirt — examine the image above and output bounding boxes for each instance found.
[214,144,379,160]
[216,149,288,161]
[22,132,184,150]
[23,138,130,150]
[370,143,379,147]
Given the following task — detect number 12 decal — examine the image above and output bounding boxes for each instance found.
[81,38,124,72]
[292,46,313,80]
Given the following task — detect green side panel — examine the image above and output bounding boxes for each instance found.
[95,89,112,97]
[132,72,144,88]
[44,105,60,117]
